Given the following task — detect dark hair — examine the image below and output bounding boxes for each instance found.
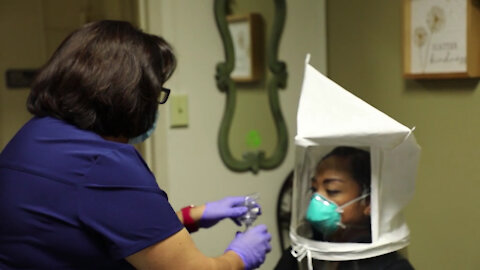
[27,20,176,138]
[317,146,371,193]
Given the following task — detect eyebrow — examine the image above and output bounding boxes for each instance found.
[323,178,345,185]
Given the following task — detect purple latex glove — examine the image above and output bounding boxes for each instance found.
[199,196,252,228]
[225,224,272,270]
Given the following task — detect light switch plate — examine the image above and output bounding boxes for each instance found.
[169,95,188,127]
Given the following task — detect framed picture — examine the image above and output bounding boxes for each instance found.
[227,13,264,82]
[403,0,480,79]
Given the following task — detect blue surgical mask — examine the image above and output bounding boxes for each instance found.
[128,113,158,144]
[305,192,369,237]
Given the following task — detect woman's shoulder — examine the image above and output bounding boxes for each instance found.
[354,251,414,270]
[82,144,157,188]
[28,117,155,188]
[274,247,414,270]
[1,116,138,184]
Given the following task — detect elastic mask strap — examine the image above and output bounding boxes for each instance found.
[337,193,370,211]
[334,193,369,229]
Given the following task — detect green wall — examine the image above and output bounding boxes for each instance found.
[327,1,480,269]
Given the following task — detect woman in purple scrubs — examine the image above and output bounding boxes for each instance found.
[0,20,270,270]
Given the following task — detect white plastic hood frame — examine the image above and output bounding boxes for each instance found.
[290,55,421,268]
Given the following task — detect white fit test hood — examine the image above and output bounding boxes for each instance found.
[290,55,421,268]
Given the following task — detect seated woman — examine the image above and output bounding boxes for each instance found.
[275,146,414,270]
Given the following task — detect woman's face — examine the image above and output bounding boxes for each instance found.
[312,156,370,226]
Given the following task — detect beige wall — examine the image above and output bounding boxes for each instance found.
[0,0,137,149]
[327,1,480,269]
[0,0,46,148]
[141,1,327,269]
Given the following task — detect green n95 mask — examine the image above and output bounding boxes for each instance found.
[305,193,369,238]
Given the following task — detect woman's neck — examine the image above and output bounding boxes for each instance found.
[102,136,128,143]
[330,225,371,243]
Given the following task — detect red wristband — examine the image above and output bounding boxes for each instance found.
[181,205,198,233]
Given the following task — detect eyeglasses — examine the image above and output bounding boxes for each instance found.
[158,87,170,104]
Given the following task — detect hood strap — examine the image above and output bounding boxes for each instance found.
[291,243,307,261]
[291,244,314,270]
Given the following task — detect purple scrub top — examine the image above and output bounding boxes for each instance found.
[0,117,183,269]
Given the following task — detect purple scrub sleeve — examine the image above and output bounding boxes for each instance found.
[78,149,184,259]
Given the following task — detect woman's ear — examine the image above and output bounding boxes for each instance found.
[363,196,371,216]
[311,176,318,190]
[363,204,371,216]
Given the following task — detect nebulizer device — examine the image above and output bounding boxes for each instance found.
[236,193,261,230]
